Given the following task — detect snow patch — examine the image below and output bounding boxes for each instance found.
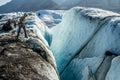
[50,7,120,73]
[36,10,65,27]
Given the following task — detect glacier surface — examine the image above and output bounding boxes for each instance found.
[50,7,120,80]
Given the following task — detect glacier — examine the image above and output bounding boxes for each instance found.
[1,7,120,80]
[50,7,120,80]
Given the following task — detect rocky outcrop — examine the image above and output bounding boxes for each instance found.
[0,13,59,80]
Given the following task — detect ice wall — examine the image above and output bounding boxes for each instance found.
[50,7,120,80]
[50,7,120,73]
[106,56,120,80]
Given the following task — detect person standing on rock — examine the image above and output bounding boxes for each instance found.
[16,13,28,39]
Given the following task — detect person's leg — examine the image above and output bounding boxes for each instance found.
[16,26,21,39]
[23,26,28,38]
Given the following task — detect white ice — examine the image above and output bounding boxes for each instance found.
[36,10,65,27]
[50,7,120,73]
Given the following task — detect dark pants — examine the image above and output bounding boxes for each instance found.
[16,24,27,39]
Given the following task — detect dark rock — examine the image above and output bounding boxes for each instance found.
[2,20,14,31]
[105,51,118,56]
[0,34,59,80]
